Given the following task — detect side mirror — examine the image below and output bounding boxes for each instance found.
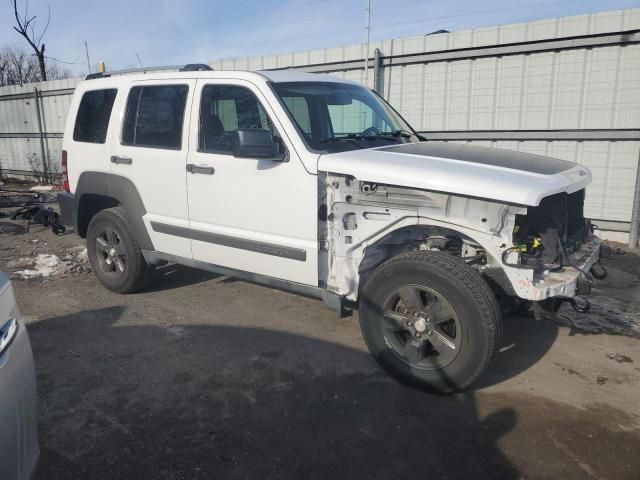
[231,129,286,161]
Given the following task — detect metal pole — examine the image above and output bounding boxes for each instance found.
[373,48,382,94]
[629,148,640,248]
[33,87,48,183]
[84,41,92,74]
[364,0,372,85]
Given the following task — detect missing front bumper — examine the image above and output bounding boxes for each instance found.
[504,234,603,301]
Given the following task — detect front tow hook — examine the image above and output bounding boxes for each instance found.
[590,263,608,280]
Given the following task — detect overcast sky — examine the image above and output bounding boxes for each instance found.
[1,0,638,75]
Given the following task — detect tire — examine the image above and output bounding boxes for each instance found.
[86,207,150,294]
[359,251,502,393]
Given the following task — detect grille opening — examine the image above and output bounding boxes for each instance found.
[513,189,587,266]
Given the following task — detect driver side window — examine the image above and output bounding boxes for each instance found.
[199,85,278,154]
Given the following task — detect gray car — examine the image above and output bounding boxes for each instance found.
[0,273,39,480]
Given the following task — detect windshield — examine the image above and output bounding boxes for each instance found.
[272,82,421,153]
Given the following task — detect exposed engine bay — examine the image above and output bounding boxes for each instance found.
[320,173,606,303]
[507,189,590,273]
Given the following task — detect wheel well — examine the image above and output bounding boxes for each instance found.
[359,225,468,273]
[77,194,120,237]
[359,225,510,291]
[357,225,512,296]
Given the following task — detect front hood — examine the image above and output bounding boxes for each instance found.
[318,142,591,206]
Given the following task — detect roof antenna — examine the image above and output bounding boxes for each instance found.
[135,53,144,69]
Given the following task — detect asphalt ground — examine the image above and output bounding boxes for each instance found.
[1,214,639,480]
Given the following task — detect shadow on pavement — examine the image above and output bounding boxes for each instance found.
[141,264,222,293]
[476,313,559,388]
[30,306,521,480]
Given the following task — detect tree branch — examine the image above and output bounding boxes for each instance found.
[36,7,50,46]
[10,0,49,81]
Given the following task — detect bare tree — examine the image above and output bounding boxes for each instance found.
[0,46,38,85]
[46,61,72,81]
[0,45,71,87]
[11,0,50,82]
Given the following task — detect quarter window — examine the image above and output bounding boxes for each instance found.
[122,85,188,149]
[199,85,279,154]
[73,89,117,143]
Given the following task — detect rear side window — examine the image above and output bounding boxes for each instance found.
[73,89,117,143]
[122,85,188,149]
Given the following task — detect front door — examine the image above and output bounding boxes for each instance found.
[185,79,318,285]
[109,80,195,258]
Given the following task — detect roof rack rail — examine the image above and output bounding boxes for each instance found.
[180,63,213,72]
[85,63,213,80]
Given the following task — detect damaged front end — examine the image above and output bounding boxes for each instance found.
[320,172,607,313]
[504,189,610,316]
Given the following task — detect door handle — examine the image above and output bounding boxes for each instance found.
[111,155,133,165]
[186,164,215,175]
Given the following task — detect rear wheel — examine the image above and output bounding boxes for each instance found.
[86,207,150,293]
[359,251,501,393]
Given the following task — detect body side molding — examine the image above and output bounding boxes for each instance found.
[150,221,307,261]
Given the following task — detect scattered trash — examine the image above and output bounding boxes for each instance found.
[596,375,608,385]
[11,205,65,234]
[29,185,54,192]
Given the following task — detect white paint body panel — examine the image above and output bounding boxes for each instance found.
[319,143,591,207]
[186,78,318,285]
[63,84,114,189]
[107,79,196,259]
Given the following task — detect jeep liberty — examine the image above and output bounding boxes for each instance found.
[58,64,608,392]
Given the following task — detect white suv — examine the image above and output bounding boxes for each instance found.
[58,64,608,392]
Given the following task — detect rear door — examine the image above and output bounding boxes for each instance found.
[109,80,195,259]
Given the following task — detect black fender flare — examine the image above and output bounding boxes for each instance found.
[74,171,154,251]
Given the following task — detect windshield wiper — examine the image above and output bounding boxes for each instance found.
[320,130,419,144]
[324,133,397,142]
[346,130,419,141]
[319,136,365,148]
[376,130,419,140]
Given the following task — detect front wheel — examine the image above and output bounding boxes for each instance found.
[359,251,502,393]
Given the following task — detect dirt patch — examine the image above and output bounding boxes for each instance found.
[606,352,634,363]
[5,246,90,279]
[553,295,640,337]
[544,246,640,338]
